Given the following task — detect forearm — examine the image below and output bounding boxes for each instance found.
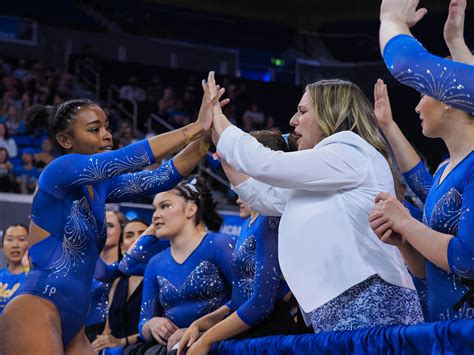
[194,306,230,332]
[379,15,412,54]
[221,159,249,187]
[396,242,426,278]
[172,138,210,176]
[446,38,474,65]
[400,217,453,272]
[199,312,250,347]
[148,122,205,161]
[381,121,420,172]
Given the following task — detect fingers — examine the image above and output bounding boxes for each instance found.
[374,219,393,236]
[368,210,384,222]
[177,335,189,355]
[219,98,230,108]
[380,228,393,242]
[207,71,218,97]
[413,8,428,26]
[375,191,392,203]
[151,329,167,345]
[186,331,199,348]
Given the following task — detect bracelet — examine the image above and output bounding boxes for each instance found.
[182,126,195,145]
[198,141,210,156]
[125,336,129,346]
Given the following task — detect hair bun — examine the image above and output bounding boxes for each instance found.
[25,105,57,132]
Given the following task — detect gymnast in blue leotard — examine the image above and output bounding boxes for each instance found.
[139,176,234,350]
[0,75,224,354]
[370,0,474,322]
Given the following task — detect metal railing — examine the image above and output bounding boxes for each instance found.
[74,59,100,100]
[107,85,138,134]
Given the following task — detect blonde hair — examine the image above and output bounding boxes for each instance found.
[305,79,400,196]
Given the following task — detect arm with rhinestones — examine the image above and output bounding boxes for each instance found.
[94,257,120,281]
[139,257,166,340]
[402,160,435,203]
[119,235,169,276]
[236,217,283,326]
[383,35,474,116]
[105,159,183,203]
[447,166,474,279]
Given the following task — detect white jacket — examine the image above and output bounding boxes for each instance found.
[217,126,415,312]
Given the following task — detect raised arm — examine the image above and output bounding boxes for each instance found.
[379,0,427,54]
[444,0,474,65]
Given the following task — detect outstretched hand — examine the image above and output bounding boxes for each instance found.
[206,71,232,145]
[196,71,229,133]
[380,0,428,28]
[374,79,395,130]
[444,0,466,45]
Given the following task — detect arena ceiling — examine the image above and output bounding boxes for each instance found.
[147,0,473,30]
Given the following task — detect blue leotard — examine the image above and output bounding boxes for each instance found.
[383,34,474,116]
[404,158,474,320]
[13,139,183,346]
[0,268,26,315]
[119,235,170,276]
[85,259,119,326]
[229,215,290,326]
[139,233,234,335]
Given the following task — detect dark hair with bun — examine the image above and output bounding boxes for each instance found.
[173,175,223,231]
[26,99,96,136]
[250,128,289,152]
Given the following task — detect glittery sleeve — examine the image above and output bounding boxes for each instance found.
[383,34,474,116]
[105,159,183,203]
[236,217,283,326]
[447,164,474,279]
[403,200,423,222]
[210,233,235,286]
[93,258,120,282]
[39,139,156,198]
[402,160,434,203]
[139,255,164,337]
[119,235,170,276]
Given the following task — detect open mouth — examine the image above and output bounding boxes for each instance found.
[99,146,113,151]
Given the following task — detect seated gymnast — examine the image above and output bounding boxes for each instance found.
[179,129,298,355]
[0,224,29,317]
[138,176,234,353]
[92,219,149,352]
[85,210,126,341]
[370,0,474,321]
[0,73,227,355]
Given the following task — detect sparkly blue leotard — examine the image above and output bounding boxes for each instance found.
[119,235,170,276]
[13,139,183,346]
[229,216,290,326]
[404,159,474,321]
[383,34,474,116]
[139,233,234,335]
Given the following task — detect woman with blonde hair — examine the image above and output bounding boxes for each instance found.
[201,73,423,337]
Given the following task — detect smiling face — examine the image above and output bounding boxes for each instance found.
[2,225,28,265]
[57,105,113,155]
[151,191,197,239]
[289,91,322,150]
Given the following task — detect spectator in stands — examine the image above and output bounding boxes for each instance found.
[14,149,41,194]
[34,137,55,169]
[183,87,199,115]
[12,59,30,81]
[146,75,164,103]
[0,58,12,77]
[92,219,148,352]
[169,100,191,128]
[0,105,25,136]
[138,177,233,353]
[120,76,146,102]
[0,224,28,316]
[0,123,18,158]
[113,120,137,149]
[0,147,16,193]
[158,87,176,117]
[242,103,265,132]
